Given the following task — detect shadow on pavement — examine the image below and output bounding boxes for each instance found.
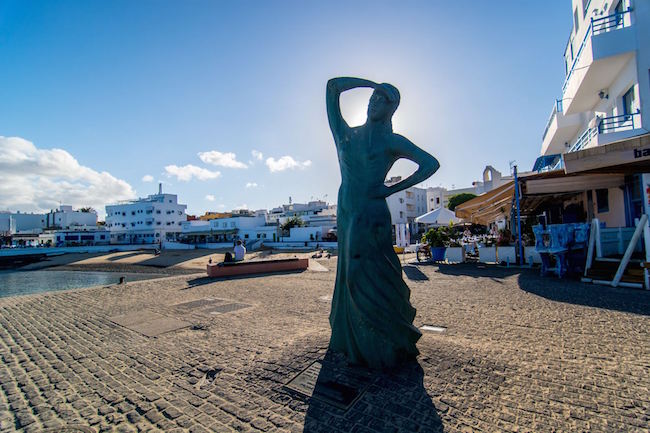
[184,269,308,289]
[106,251,148,262]
[430,262,522,279]
[403,265,429,281]
[517,271,650,316]
[303,351,443,432]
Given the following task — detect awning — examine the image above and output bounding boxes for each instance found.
[415,207,461,226]
[523,173,624,194]
[454,181,514,225]
[563,133,650,174]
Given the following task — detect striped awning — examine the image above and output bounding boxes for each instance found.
[454,182,515,226]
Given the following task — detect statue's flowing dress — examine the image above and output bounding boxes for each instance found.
[329,129,421,369]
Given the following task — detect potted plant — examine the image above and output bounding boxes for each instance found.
[422,227,450,261]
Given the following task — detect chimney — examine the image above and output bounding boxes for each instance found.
[158,183,162,195]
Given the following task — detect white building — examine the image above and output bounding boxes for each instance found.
[45,205,97,229]
[540,0,649,161]
[385,177,428,226]
[534,0,650,227]
[39,228,110,247]
[267,200,337,234]
[0,212,46,235]
[105,184,187,244]
[181,215,278,243]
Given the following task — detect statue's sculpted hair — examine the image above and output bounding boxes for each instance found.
[378,83,400,117]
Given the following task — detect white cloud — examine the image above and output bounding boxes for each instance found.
[233,203,248,210]
[198,151,248,169]
[205,194,215,201]
[164,164,221,182]
[245,182,258,188]
[265,156,312,173]
[251,150,263,161]
[0,136,136,216]
[142,174,154,182]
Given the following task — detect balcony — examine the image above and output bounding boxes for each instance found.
[541,99,583,156]
[562,8,636,115]
[554,111,643,169]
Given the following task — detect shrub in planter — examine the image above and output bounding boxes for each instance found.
[421,227,451,261]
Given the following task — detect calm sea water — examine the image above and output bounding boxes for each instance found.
[0,270,164,298]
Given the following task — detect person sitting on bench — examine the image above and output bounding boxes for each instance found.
[234,240,246,261]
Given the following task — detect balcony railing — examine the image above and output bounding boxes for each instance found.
[598,110,641,134]
[542,99,564,141]
[567,125,598,153]
[562,7,632,95]
[564,110,641,155]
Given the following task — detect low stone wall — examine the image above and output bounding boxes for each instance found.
[206,258,309,277]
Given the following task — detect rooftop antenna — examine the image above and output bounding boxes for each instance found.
[509,160,516,175]
[158,182,162,195]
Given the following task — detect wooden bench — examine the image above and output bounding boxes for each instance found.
[206,258,309,278]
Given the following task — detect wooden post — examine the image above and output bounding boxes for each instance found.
[643,216,650,290]
[584,218,597,277]
[618,227,624,255]
[595,218,602,258]
[612,214,648,287]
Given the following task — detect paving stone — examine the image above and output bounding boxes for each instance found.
[0,262,648,432]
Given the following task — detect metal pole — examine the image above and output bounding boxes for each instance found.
[514,165,524,265]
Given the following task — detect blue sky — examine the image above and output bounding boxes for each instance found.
[0,0,572,217]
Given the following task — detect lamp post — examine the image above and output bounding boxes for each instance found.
[513,165,524,265]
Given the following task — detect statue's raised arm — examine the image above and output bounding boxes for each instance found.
[383,134,440,197]
[326,77,377,144]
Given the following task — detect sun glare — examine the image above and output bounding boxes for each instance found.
[339,88,373,127]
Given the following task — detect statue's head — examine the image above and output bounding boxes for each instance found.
[368,83,400,122]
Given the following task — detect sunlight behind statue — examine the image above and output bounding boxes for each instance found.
[326,77,440,369]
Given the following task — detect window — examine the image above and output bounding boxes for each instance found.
[244,234,249,239]
[573,8,579,34]
[131,211,135,216]
[622,86,635,116]
[257,234,261,238]
[596,189,609,213]
[436,197,440,205]
[582,0,591,17]
[156,210,161,214]
[399,211,404,218]
[614,0,624,27]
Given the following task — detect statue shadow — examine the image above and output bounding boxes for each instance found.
[517,271,650,316]
[402,265,429,281]
[303,351,443,432]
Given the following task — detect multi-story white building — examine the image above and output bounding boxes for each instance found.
[541,0,649,160]
[536,0,650,227]
[45,205,97,229]
[267,200,337,234]
[0,212,46,235]
[105,184,187,244]
[385,177,428,226]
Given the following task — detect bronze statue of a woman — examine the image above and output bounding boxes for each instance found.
[326,77,439,369]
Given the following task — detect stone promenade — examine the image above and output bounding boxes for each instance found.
[0,260,649,432]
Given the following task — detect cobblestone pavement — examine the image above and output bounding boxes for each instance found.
[0,260,649,432]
